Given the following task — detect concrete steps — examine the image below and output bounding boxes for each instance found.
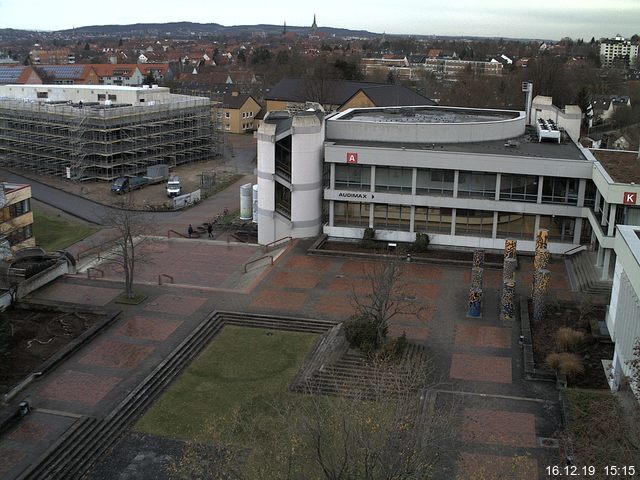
[566,251,612,296]
[18,311,335,480]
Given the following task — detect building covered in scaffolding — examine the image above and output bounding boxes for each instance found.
[0,84,214,181]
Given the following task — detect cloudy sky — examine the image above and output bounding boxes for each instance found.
[1,0,638,40]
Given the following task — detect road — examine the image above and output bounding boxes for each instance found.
[1,169,180,225]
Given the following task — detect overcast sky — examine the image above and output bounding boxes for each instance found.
[1,0,638,40]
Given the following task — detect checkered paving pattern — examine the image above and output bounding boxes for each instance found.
[454,325,511,349]
[144,294,208,316]
[116,316,182,341]
[39,370,122,406]
[79,340,155,369]
[450,353,512,383]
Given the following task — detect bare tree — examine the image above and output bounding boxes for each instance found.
[102,195,151,299]
[348,259,425,348]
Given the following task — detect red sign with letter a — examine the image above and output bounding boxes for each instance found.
[346,152,358,164]
[623,192,637,205]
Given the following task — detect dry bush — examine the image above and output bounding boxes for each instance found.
[546,352,585,378]
[554,327,586,352]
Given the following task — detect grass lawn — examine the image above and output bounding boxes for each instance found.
[32,207,97,251]
[135,325,318,442]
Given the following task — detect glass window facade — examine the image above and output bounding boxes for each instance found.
[500,174,538,202]
[373,204,411,231]
[542,177,578,205]
[414,206,452,233]
[539,215,576,243]
[496,212,536,239]
[455,209,493,237]
[275,182,291,219]
[334,201,370,227]
[334,164,371,191]
[375,167,413,194]
[457,171,496,199]
[416,168,454,196]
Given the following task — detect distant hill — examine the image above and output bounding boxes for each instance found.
[56,21,378,39]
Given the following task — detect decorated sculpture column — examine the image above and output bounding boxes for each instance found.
[532,268,550,322]
[467,287,482,318]
[471,267,484,291]
[473,249,485,269]
[535,228,549,252]
[500,279,516,321]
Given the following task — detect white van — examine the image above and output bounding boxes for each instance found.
[166,176,181,197]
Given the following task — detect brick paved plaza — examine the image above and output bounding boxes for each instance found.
[0,233,577,479]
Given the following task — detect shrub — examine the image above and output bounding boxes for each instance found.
[411,233,430,253]
[546,352,585,378]
[393,332,408,357]
[361,227,377,249]
[555,327,586,352]
[344,316,380,352]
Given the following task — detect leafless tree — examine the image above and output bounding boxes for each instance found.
[101,195,152,299]
[349,259,425,347]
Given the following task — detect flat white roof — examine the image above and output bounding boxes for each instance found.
[5,84,169,92]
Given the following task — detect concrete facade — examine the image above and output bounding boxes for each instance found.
[606,225,640,393]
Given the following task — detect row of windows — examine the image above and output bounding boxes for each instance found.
[333,165,580,205]
[6,224,33,246]
[0,199,31,222]
[333,201,576,242]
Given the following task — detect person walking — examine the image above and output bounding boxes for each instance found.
[207,223,213,238]
[188,224,194,238]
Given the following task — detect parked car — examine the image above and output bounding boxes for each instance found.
[111,176,148,194]
[166,175,182,197]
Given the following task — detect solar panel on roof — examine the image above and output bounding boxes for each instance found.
[38,65,84,79]
[0,67,24,83]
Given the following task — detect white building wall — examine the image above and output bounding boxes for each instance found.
[531,96,582,142]
[257,123,277,245]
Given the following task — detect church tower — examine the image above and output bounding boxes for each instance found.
[311,14,318,30]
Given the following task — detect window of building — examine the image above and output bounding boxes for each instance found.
[541,177,578,205]
[9,199,30,218]
[275,182,291,219]
[457,171,497,199]
[416,168,454,196]
[225,112,230,118]
[275,136,292,181]
[373,204,411,231]
[334,201,370,227]
[414,206,452,233]
[455,209,493,237]
[36,91,48,99]
[108,94,117,101]
[6,224,33,246]
[496,212,536,240]
[334,164,371,191]
[375,167,413,194]
[584,180,597,208]
[499,174,538,202]
[97,94,106,101]
[539,215,575,243]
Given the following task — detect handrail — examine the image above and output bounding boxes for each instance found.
[167,229,188,238]
[244,255,273,273]
[264,236,293,253]
[87,267,104,279]
[563,245,586,257]
[158,274,174,285]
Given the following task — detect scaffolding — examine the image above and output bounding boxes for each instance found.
[0,94,214,181]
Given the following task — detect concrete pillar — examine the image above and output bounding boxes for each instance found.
[573,217,583,245]
[601,200,609,227]
[453,170,460,198]
[492,211,498,238]
[330,162,335,190]
[577,179,586,207]
[495,173,501,201]
[411,167,417,196]
[369,203,374,228]
[607,204,617,237]
[594,189,601,213]
[410,205,415,233]
[370,165,376,193]
[602,249,612,280]
[450,209,456,236]
[537,175,544,203]
[596,244,604,266]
